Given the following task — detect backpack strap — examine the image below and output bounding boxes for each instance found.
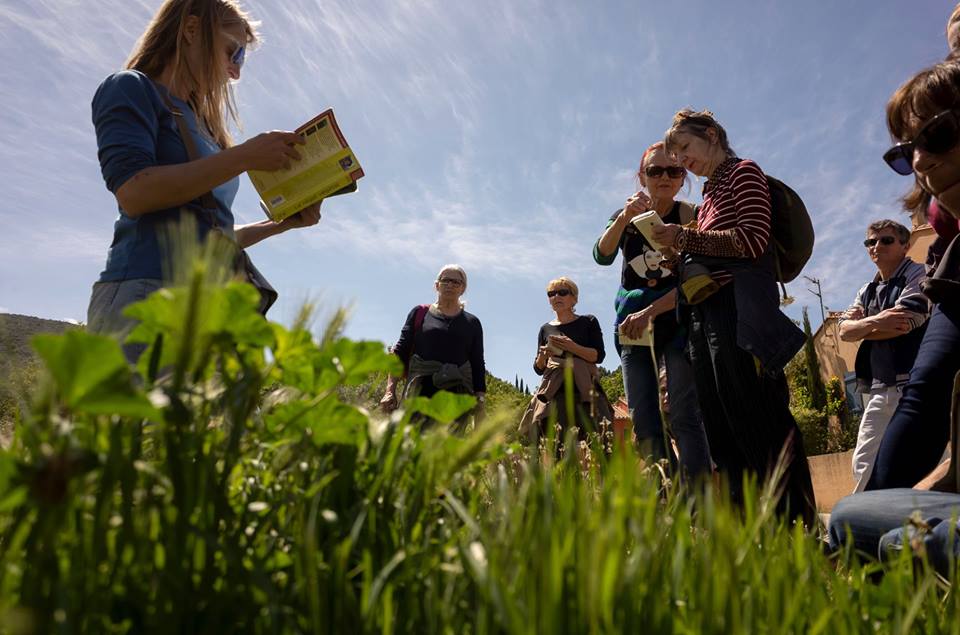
[412,304,429,341]
[159,91,220,226]
[401,304,431,377]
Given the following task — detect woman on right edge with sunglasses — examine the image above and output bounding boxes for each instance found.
[593,142,711,481]
[827,61,960,561]
[862,61,960,490]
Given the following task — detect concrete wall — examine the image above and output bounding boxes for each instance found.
[812,317,858,383]
[808,450,855,512]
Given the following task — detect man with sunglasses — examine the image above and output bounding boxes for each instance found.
[839,220,931,492]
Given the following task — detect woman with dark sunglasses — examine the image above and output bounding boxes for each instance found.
[827,61,960,558]
[651,109,815,524]
[519,277,613,448]
[857,61,960,491]
[380,265,486,425]
[593,142,711,480]
[87,0,323,362]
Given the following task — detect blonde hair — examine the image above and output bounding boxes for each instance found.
[547,276,579,299]
[663,108,735,158]
[125,0,258,148]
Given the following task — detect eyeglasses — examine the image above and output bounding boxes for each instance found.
[547,289,572,298]
[883,109,960,175]
[644,165,685,179]
[863,235,899,248]
[438,277,463,286]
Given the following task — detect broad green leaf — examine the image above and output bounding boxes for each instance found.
[32,331,160,419]
[271,323,319,391]
[125,286,193,375]
[328,339,402,385]
[216,282,275,347]
[406,391,476,424]
[126,282,271,377]
[265,396,365,447]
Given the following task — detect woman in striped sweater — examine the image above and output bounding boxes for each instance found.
[654,109,816,524]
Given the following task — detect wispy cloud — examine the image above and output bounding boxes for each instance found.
[1,0,950,384]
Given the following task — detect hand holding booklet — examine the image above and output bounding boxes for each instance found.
[618,322,653,347]
[248,109,364,222]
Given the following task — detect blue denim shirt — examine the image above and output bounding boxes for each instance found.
[92,70,239,282]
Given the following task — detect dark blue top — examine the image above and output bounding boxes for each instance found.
[392,306,487,393]
[852,258,929,390]
[92,70,239,282]
[534,314,605,375]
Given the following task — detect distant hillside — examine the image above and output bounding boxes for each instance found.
[0,313,76,366]
[0,314,77,444]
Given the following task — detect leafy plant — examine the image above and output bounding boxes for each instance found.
[0,253,957,634]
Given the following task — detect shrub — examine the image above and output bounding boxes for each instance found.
[792,405,829,456]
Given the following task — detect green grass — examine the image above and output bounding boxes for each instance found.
[0,249,957,634]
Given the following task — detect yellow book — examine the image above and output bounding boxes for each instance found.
[248,109,364,222]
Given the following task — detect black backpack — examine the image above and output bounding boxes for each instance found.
[766,176,814,284]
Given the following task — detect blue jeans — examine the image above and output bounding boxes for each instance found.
[828,489,960,573]
[866,303,960,490]
[621,342,711,479]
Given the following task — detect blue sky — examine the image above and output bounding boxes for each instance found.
[0,0,954,388]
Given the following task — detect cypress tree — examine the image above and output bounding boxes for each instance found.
[802,306,828,410]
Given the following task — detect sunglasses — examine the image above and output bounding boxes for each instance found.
[438,277,463,286]
[223,34,246,69]
[644,165,685,179]
[883,109,960,175]
[547,289,572,298]
[863,235,899,248]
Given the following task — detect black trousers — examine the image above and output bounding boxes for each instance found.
[687,284,816,524]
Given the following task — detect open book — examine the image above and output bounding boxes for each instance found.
[248,109,364,222]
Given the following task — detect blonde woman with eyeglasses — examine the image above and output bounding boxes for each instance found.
[380,265,486,421]
[87,0,323,362]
